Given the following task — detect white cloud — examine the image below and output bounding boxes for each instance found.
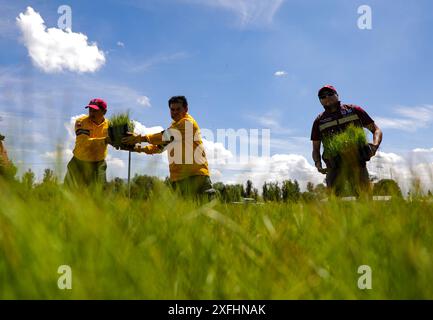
[375,105,433,132]
[116,41,125,47]
[43,147,73,161]
[183,0,284,26]
[202,139,234,165]
[274,70,287,77]
[413,147,433,153]
[136,96,151,107]
[16,7,105,73]
[132,120,164,135]
[106,154,125,170]
[367,150,433,194]
[42,114,85,162]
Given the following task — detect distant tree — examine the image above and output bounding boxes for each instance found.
[314,183,326,194]
[245,180,253,198]
[373,179,402,198]
[313,183,327,199]
[22,169,35,189]
[213,182,225,200]
[301,181,316,202]
[252,188,259,201]
[282,180,300,202]
[42,168,58,184]
[301,191,315,202]
[231,184,244,202]
[106,177,127,195]
[214,182,243,202]
[262,182,269,201]
[130,174,160,199]
[265,182,282,202]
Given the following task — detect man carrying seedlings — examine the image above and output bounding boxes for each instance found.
[311,85,383,196]
[121,96,214,198]
[64,98,111,188]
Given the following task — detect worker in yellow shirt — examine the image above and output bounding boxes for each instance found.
[122,96,214,197]
[64,98,111,188]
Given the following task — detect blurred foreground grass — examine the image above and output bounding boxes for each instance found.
[1,179,433,299]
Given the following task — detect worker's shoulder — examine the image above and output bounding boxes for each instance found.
[342,103,365,113]
[186,113,200,126]
[74,115,90,129]
[174,114,199,127]
[75,115,89,124]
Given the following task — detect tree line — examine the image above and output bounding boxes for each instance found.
[3,167,408,202]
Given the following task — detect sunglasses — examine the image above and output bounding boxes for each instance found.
[319,92,335,99]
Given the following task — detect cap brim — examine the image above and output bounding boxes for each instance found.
[86,105,101,110]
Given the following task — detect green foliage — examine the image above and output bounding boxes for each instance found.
[323,124,367,158]
[108,112,135,132]
[214,182,244,202]
[108,112,135,148]
[0,162,17,181]
[42,168,58,185]
[373,179,403,198]
[130,174,164,200]
[1,177,433,299]
[282,180,300,202]
[21,169,35,189]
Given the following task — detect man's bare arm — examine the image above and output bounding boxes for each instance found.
[312,140,326,174]
[365,123,383,156]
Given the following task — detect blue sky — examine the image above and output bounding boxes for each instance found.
[1,0,433,191]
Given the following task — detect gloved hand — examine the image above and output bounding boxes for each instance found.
[121,133,147,145]
[129,145,145,153]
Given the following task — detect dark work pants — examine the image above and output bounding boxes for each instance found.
[171,175,214,199]
[326,163,370,197]
[64,157,107,188]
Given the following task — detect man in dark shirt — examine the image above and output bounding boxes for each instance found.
[311,85,383,196]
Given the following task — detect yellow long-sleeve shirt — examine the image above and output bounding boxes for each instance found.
[73,115,109,162]
[142,113,210,182]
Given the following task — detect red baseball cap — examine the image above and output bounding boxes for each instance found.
[318,85,337,96]
[86,98,107,111]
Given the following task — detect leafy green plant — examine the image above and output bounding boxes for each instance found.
[108,112,135,148]
[322,124,368,158]
[109,112,135,132]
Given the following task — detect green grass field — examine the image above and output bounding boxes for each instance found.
[1,179,433,299]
